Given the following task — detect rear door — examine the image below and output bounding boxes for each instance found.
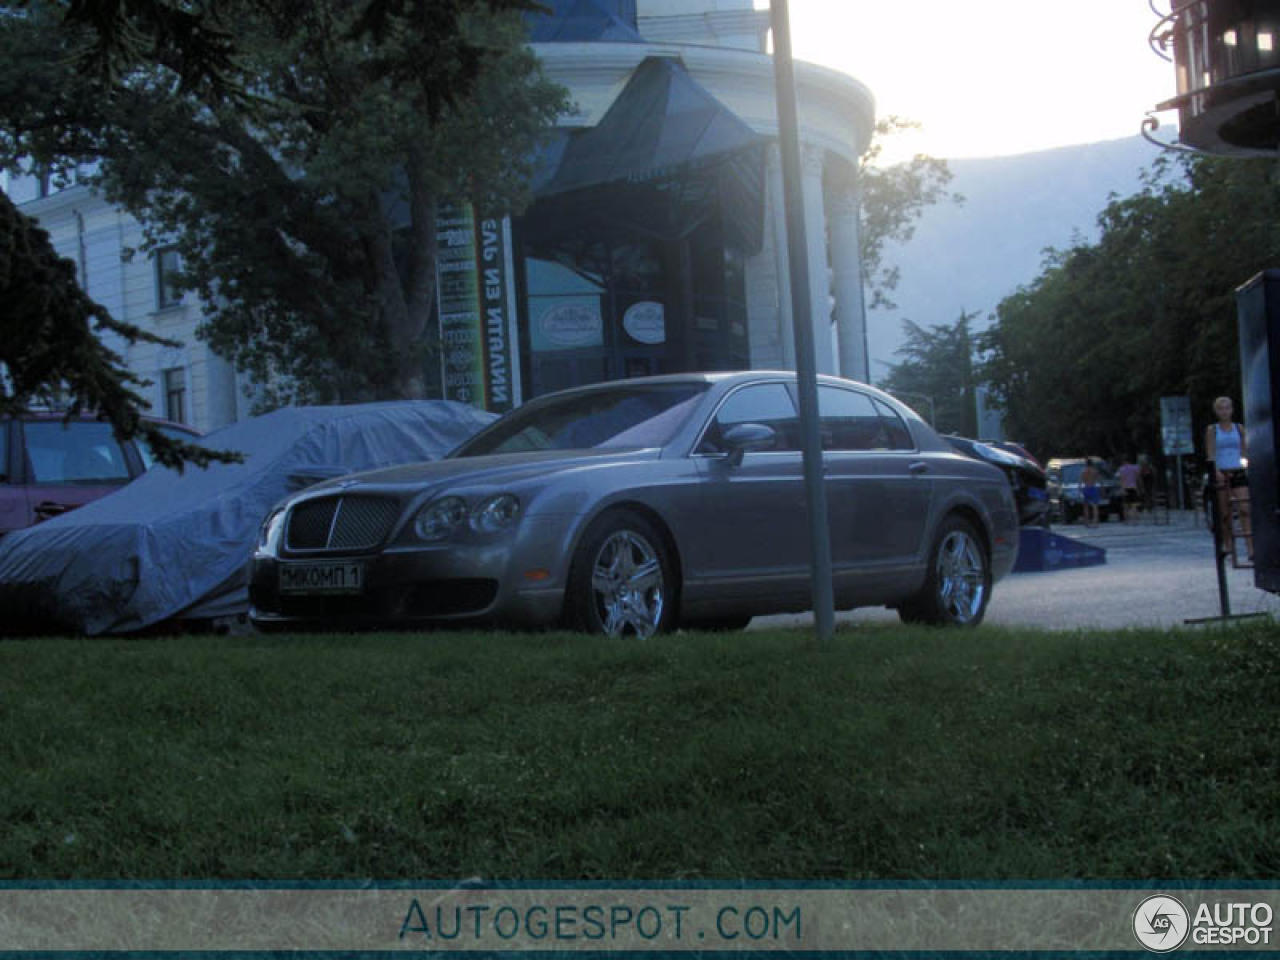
[818,387,933,575]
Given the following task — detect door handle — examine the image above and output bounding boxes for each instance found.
[908,461,930,476]
[34,500,73,520]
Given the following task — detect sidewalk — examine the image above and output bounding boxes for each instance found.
[754,511,1280,633]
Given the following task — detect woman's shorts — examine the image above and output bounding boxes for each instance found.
[1223,469,1249,490]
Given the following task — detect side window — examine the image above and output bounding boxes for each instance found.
[23,421,131,485]
[698,383,798,454]
[872,398,915,450]
[818,386,900,451]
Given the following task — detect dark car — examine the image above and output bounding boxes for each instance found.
[944,435,1048,526]
[250,372,1020,635]
[1046,457,1125,524]
[0,412,199,537]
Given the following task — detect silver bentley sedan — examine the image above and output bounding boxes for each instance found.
[249,372,1019,635]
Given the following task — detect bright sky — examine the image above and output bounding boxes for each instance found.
[780,0,1179,161]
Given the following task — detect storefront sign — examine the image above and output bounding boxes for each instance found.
[531,298,603,351]
[435,203,521,413]
[623,301,666,345]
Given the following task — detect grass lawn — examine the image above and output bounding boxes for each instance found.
[1,622,1277,880]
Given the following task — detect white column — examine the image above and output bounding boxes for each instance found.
[801,145,836,375]
[829,179,869,383]
[766,142,796,370]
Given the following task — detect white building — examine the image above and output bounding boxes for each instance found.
[12,0,875,427]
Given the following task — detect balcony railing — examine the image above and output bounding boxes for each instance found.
[1149,0,1280,155]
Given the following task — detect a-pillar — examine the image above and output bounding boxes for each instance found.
[801,145,836,374]
[829,172,869,383]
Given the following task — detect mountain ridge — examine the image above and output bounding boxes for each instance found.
[865,134,1162,380]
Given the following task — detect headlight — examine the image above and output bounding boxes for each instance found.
[471,493,521,533]
[413,496,468,541]
[257,509,286,553]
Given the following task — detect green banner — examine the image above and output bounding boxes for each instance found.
[436,203,521,413]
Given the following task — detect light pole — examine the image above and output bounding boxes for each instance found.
[770,0,835,645]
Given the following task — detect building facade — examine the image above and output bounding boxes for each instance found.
[11,0,875,430]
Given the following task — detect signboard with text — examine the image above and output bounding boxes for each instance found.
[435,203,521,413]
[1160,395,1194,456]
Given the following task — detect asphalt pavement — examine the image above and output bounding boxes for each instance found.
[753,510,1280,632]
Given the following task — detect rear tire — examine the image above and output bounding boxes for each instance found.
[565,509,676,638]
[898,516,991,627]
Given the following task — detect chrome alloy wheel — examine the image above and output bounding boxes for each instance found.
[591,530,666,638]
[936,529,987,624]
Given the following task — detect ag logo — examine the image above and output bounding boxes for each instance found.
[1133,895,1190,952]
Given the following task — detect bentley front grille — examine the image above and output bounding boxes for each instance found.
[285,496,401,551]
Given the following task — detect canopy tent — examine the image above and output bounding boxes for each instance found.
[528,57,766,254]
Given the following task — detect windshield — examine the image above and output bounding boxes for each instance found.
[453,383,709,457]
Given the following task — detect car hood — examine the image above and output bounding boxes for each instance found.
[307,447,663,494]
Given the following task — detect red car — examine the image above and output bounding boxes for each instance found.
[0,413,200,536]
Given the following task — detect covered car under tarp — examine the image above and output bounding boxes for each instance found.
[0,401,495,635]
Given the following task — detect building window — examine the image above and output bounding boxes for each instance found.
[156,247,183,309]
[163,367,187,424]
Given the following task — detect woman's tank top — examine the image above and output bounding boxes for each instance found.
[1215,423,1243,470]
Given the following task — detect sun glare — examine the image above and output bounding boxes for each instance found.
[780,0,1178,162]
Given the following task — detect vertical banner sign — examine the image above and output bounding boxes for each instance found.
[1161,395,1195,511]
[435,203,522,413]
[1160,396,1194,456]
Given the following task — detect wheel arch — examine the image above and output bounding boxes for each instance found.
[560,499,685,616]
[940,502,992,559]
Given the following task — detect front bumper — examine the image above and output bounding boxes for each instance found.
[248,517,571,630]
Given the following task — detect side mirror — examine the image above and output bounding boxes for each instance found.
[722,423,777,468]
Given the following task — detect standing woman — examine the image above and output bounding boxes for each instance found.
[1205,396,1252,565]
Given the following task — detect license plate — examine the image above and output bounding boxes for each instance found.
[279,561,364,595]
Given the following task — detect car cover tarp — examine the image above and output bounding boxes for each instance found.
[0,401,494,635]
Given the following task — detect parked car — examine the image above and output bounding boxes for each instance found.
[943,435,1048,526]
[250,372,1020,635]
[991,440,1041,469]
[0,412,199,537]
[1046,457,1125,524]
[0,401,496,635]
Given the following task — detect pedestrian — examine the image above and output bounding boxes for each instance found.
[1116,455,1141,523]
[1080,457,1102,528]
[1204,395,1252,565]
[1137,453,1156,513]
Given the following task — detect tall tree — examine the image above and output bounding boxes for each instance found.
[0,189,226,467]
[980,153,1280,461]
[2,0,568,407]
[859,116,962,311]
[879,310,978,436]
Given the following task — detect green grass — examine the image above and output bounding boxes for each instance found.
[1,623,1277,880]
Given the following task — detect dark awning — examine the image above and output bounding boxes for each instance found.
[526,0,643,43]
[529,57,766,252]
[543,57,762,195]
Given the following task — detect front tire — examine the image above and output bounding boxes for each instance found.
[565,509,676,638]
[898,516,991,627]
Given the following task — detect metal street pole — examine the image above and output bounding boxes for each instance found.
[770,0,835,644]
